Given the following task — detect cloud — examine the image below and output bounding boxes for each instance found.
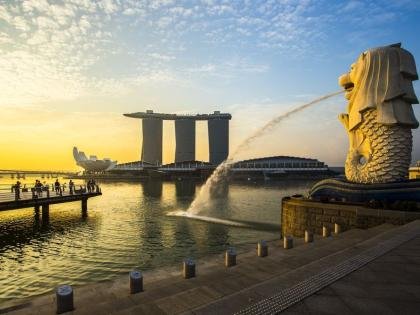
[186,58,269,79]
[99,0,120,15]
[122,7,136,15]
[148,52,176,61]
[0,32,13,44]
[21,0,50,14]
[0,6,13,23]
[149,0,175,10]
[0,0,418,109]
[156,16,173,29]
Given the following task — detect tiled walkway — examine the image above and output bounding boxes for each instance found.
[283,235,420,314]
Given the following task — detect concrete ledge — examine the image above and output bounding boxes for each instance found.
[282,197,420,237]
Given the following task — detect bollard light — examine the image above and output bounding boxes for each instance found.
[129,270,143,294]
[283,236,293,249]
[225,247,237,267]
[334,223,341,234]
[323,226,330,237]
[257,240,268,257]
[305,230,314,243]
[183,259,196,279]
[56,285,74,314]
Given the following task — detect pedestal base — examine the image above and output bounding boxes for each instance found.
[310,178,420,203]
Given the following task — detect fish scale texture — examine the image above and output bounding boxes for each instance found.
[345,109,412,183]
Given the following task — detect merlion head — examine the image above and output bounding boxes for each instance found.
[338,43,419,131]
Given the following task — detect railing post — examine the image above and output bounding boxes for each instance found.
[323,226,330,238]
[334,223,341,234]
[81,198,87,213]
[305,230,314,243]
[56,285,74,314]
[183,259,196,279]
[225,247,237,267]
[257,240,268,257]
[283,236,293,249]
[129,271,143,294]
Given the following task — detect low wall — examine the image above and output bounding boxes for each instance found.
[282,196,420,237]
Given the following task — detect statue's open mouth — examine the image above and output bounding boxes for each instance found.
[343,82,354,99]
[343,82,354,91]
[339,73,354,100]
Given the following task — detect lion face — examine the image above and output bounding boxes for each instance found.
[338,44,418,131]
[338,52,366,101]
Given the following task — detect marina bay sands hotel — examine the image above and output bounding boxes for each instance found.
[124,110,232,165]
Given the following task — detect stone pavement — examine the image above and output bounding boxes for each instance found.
[2,220,419,315]
[283,235,420,314]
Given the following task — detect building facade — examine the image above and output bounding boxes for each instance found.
[124,110,232,165]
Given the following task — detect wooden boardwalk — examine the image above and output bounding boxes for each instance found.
[0,188,102,212]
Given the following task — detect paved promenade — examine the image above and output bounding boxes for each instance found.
[284,235,420,314]
[2,220,420,314]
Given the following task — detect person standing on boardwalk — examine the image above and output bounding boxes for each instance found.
[14,181,21,200]
[87,179,92,193]
[69,180,74,194]
[91,179,97,192]
[54,179,60,195]
[35,180,43,197]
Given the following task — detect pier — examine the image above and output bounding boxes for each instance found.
[0,187,101,213]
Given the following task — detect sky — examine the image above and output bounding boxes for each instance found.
[1,0,420,170]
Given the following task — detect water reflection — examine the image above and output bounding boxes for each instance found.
[0,209,95,251]
[175,180,196,197]
[0,177,314,302]
[142,180,163,198]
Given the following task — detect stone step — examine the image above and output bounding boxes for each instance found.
[190,221,420,315]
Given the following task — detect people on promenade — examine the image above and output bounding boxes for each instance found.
[69,180,74,195]
[87,179,96,193]
[35,180,43,197]
[54,179,62,195]
[14,181,21,200]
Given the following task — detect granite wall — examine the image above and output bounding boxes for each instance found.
[282,196,420,237]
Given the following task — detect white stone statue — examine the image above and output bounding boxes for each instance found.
[339,43,419,183]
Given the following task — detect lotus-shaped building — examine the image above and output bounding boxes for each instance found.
[73,147,117,172]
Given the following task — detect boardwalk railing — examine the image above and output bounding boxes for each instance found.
[0,185,102,212]
[0,185,101,203]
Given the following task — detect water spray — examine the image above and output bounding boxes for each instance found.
[170,90,343,221]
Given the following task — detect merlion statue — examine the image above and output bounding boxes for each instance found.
[338,43,419,184]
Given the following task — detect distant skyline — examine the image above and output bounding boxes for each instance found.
[1,0,420,170]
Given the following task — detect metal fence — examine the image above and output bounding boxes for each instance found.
[0,185,101,203]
